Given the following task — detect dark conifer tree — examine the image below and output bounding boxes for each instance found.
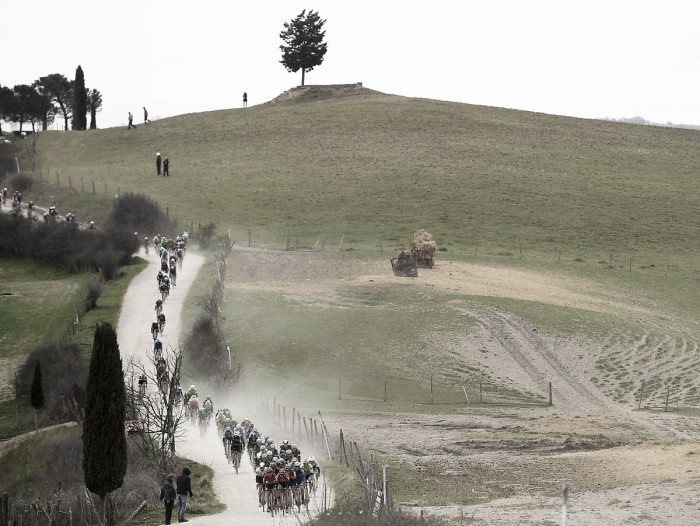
[82,322,127,522]
[279,10,328,86]
[72,65,88,130]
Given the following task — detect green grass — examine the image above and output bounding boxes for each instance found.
[0,257,90,399]
[72,256,148,356]
[30,90,700,271]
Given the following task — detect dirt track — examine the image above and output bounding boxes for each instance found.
[116,247,326,525]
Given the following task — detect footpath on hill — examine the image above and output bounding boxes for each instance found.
[116,247,327,525]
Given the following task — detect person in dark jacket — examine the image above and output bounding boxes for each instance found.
[156,152,162,175]
[176,467,194,522]
[163,157,170,177]
[160,475,177,524]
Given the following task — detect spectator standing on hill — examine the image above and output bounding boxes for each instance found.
[156,152,162,175]
[128,112,135,129]
[243,91,248,108]
[163,157,170,177]
[160,474,177,524]
[176,467,194,522]
[144,107,151,124]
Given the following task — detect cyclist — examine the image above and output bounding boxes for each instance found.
[187,384,198,398]
[157,312,166,334]
[222,406,232,419]
[291,443,301,461]
[230,431,244,466]
[150,320,160,340]
[143,236,150,255]
[203,397,213,420]
[27,201,35,217]
[88,220,96,231]
[222,426,234,454]
[153,338,163,358]
[169,263,177,287]
[138,374,147,396]
[308,455,321,479]
[155,298,163,314]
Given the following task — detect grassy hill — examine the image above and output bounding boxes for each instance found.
[32,85,700,269]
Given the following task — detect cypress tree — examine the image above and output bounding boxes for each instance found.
[82,322,127,521]
[72,65,87,130]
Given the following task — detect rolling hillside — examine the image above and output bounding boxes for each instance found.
[31,85,700,268]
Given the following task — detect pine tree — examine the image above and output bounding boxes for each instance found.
[82,322,127,522]
[279,10,328,86]
[72,65,87,130]
[87,89,103,129]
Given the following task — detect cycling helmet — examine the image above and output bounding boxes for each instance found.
[303,459,309,464]
[294,461,301,467]
[224,426,231,432]
[256,438,263,444]
[292,444,297,449]
[259,462,265,467]
[283,439,289,445]
[272,456,278,462]
[309,455,315,461]
[266,451,273,456]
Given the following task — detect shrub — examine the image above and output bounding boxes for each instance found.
[16,341,88,420]
[85,279,104,311]
[198,222,216,249]
[105,192,177,238]
[183,314,223,376]
[8,173,32,192]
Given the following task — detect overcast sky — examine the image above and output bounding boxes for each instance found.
[4,0,700,129]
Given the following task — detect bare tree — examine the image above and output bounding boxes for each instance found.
[125,344,189,476]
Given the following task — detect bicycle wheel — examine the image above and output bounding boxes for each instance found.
[234,453,240,474]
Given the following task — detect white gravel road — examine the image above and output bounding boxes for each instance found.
[116,247,327,525]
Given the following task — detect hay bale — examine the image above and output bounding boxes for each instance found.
[411,229,436,252]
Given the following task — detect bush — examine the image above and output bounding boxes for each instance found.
[85,279,104,311]
[311,511,444,526]
[183,314,224,376]
[106,192,177,238]
[0,213,139,278]
[16,342,88,420]
[8,173,32,192]
[198,222,216,249]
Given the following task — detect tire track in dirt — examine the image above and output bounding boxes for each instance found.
[461,307,615,412]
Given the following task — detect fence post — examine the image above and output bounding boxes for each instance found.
[1,492,9,526]
[384,380,387,402]
[665,386,670,412]
[92,181,96,194]
[549,382,553,406]
[283,406,287,432]
[292,408,296,436]
[338,378,342,400]
[430,374,434,404]
[638,380,645,409]
[479,381,483,403]
[56,171,59,185]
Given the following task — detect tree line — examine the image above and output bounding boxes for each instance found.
[0,65,102,133]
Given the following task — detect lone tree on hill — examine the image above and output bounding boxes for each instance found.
[279,9,328,86]
[72,65,87,130]
[83,322,127,523]
[30,360,44,430]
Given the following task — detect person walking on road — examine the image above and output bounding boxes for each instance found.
[156,152,162,175]
[176,466,193,522]
[163,157,170,177]
[243,91,248,108]
[144,106,151,124]
[160,474,177,524]
[128,112,135,129]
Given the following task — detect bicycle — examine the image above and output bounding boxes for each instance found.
[232,449,242,474]
[158,320,166,334]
